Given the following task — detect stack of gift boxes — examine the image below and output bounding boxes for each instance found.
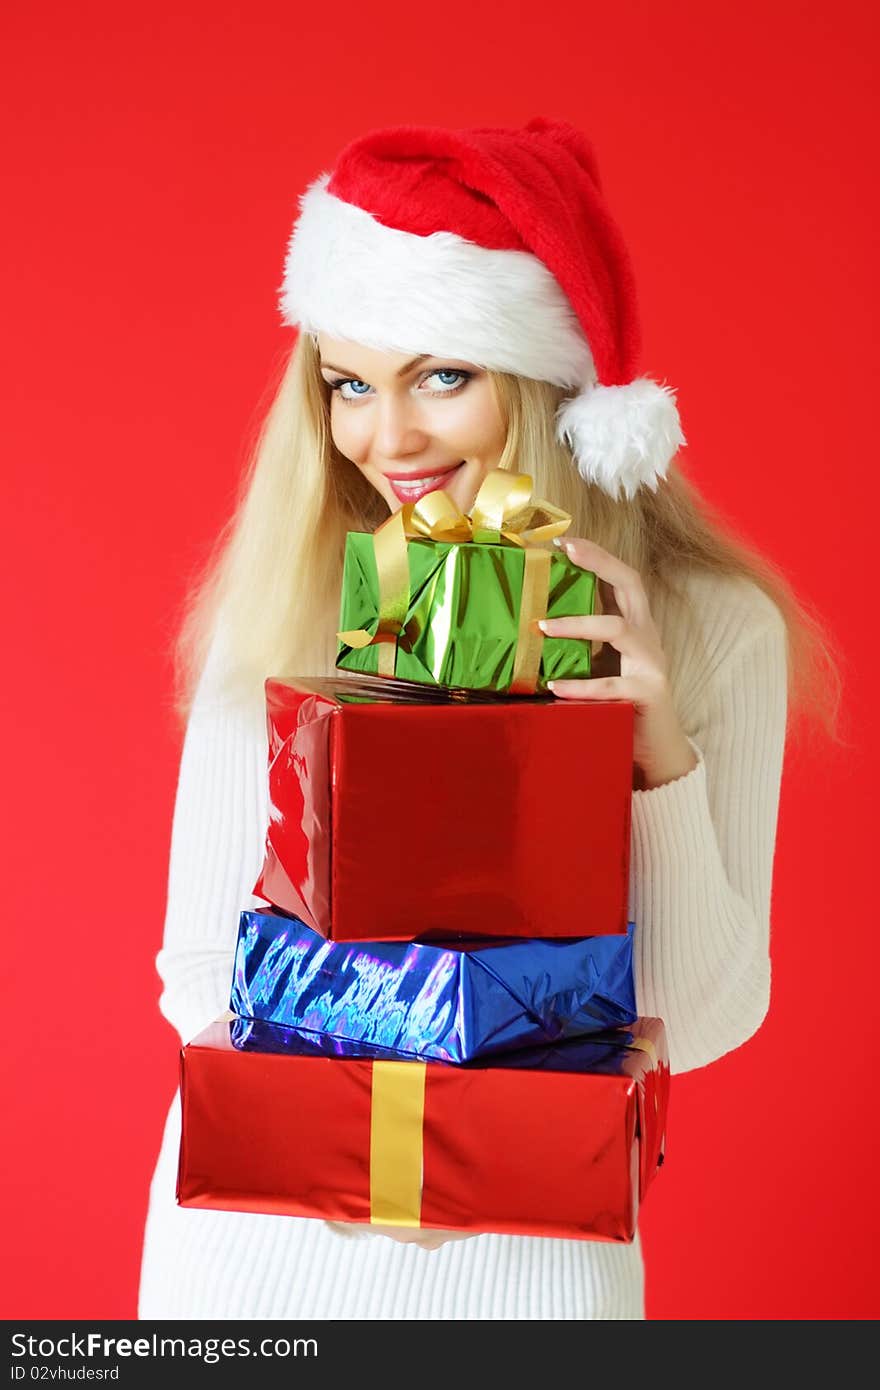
[177,472,670,1243]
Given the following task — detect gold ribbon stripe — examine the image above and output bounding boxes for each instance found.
[372,509,411,678]
[370,1059,427,1227]
[510,547,552,695]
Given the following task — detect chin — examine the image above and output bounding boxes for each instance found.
[445,477,478,512]
[451,463,494,510]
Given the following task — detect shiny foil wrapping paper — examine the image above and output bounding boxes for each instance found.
[231,908,637,1063]
[336,532,595,694]
[253,676,634,941]
[177,1016,668,1242]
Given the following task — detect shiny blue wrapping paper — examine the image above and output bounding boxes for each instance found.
[231,908,637,1064]
[229,1014,643,1075]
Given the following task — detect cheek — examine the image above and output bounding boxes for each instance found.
[329,404,369,464]
[441,389,506,455]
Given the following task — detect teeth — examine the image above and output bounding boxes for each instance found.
[395,474,446,491]
[391,465,462,494]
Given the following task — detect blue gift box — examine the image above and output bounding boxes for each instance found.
[231,908,637,1064]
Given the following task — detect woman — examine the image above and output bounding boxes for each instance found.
[138,119,835,1319]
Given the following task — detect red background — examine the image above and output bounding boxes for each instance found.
[3,0,877,1320]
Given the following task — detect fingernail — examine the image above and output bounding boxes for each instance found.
[547,681,557,692]
[538,620,550,633]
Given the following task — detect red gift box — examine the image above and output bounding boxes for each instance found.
[177,1016,667,1242]
[254,677,633,940]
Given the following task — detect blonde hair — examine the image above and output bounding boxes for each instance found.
[175,333,843,742]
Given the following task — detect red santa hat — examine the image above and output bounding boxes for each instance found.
[280,117,684,500]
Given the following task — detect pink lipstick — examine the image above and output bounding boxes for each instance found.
[386,462,465,504]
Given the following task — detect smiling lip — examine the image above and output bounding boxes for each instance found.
[386,462,464,503]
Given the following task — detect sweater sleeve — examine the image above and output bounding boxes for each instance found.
[629,610,788,1075]
[154,630,270,1045]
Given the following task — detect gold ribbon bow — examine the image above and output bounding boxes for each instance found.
[338,469,572,694]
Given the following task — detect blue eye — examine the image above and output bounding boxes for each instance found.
[334,378,372,400]
[424,370,470,393]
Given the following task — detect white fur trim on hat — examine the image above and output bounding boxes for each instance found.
[280,175,595,387]
[556,380,686,500]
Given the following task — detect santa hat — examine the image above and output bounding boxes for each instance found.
[279,117,684,500]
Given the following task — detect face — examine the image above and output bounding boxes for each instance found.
[316,334,508,513]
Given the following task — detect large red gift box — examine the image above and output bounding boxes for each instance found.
[253,677,633,940]
[177,1016,667,1242]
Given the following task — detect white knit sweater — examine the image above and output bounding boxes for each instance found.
[138,566,788,1320]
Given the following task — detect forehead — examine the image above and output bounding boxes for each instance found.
[315,334,475,380]
[316,334,417,373]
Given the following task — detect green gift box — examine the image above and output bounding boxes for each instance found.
[336,470,597,696]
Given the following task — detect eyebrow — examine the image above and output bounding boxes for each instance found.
[319,353,430,378]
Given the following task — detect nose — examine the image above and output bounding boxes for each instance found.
[373,392,429,460]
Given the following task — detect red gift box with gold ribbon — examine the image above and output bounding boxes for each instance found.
[177,1016,667,1242]
[253,676,633,941]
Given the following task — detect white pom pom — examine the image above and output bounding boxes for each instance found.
[555,378,685,500]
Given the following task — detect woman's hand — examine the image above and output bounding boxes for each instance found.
[326,1220,472,1251]
[540,537,698,791]
[370,1224,473,1251]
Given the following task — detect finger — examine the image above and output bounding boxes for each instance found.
[556,537,638,587]
[540,614,653,664]
[556,538,649,624]
[539,614,628,642]
[548,676,637,701]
